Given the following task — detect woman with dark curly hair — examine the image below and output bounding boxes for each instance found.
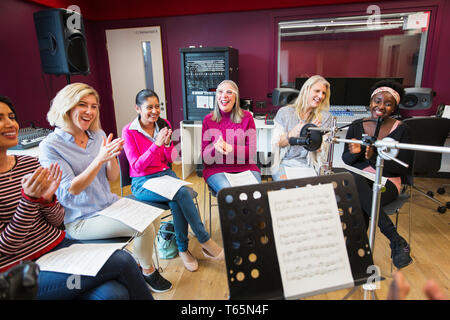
[342,79,414,269]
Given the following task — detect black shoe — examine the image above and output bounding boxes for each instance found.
[390,237,413,269]
[143,269,172,293]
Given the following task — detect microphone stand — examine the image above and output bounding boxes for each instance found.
[308,120,450,299]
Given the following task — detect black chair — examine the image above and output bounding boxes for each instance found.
[117,151,171,213]
[203,183,218,235]
[383,173,414,272]
[118,150,201,212]
[117,150,201,228]
[437,184,449,195]
[403,117,450,213]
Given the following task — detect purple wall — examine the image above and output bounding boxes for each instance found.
[91,10,273,134]
[1,0,450,137]
[0,0,114,134]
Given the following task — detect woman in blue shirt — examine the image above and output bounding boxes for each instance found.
[39,83,172,293]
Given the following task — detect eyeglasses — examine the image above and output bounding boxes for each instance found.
[216,89,236,96]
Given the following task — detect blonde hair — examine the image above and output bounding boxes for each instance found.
[47,82,101,130]
[291,75,330,123]
[211,80,244,123]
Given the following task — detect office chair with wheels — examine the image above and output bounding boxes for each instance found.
[403,117,450,213]
[437,184,449,195]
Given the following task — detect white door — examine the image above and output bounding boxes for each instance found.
[105,26,166,137]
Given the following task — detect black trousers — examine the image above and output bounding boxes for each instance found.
[350,172,401,243]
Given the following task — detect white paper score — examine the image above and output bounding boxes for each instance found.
[224,170,259,187]
[98,197,164,233]
[285,166,317,179]
[142,175,192,200]
[36,243,125,277]
[267,183,354,299]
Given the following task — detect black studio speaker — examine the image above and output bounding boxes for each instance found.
[33,8,90,76]
[272,88,299,107]
[240,99,253,112]
[399,87,434,110]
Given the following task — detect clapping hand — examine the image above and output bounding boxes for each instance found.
[97,133,124,163]
[288,119,321,139]
[164,128,172,146]
[22,163,62,203]
[365,145,375,160]
[288,122,304,139]
[348,138,362,154]
[155,127,172,147]
[214,136,232,155]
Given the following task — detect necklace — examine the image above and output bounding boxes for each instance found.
[74,133,88,147]
[76,137,86,144]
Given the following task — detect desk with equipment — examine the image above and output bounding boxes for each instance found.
[7,127,50,158]
[179,116,450,180]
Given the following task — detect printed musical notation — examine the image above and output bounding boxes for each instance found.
[267,183,354,299]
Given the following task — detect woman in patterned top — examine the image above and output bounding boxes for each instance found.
[0,95,152,299]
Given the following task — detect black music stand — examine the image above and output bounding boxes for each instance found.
[217,172,375,300]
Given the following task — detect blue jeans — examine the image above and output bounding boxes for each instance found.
[132,169,210,252]
[37,238,153,300]
[271,165,287,181]
[206,171,262,194]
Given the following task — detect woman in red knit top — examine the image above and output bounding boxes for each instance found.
[201,80,261,194]
[0,96,152,300]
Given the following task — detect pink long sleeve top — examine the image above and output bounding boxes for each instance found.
[201,109,260,181]
[122,117,176,177]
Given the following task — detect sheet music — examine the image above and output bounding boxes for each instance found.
[442,105,450,119]
[36,243,125,276]
[335,163,387,186]
[224,170,259,187]
[267,183,354,299]
[142,175,192,200]
[285,166,317,179]
[98,197,165,232]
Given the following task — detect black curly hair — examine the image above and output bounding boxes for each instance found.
[369,79,405,107]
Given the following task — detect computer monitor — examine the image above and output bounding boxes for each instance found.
[345,77,403,106]
[294,76,404,106]
[326,78,347,105]
[295,77,347,105]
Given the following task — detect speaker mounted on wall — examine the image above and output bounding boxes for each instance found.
[399,87,435,118]
[34,8,90,76]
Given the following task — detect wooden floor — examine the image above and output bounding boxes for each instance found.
[111,164,450,300]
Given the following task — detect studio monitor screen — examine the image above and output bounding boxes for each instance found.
[34,9,90,75]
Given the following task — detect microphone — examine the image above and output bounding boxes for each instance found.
[373,117,384,139]
[289,136,310,146]
[288,123,323,151]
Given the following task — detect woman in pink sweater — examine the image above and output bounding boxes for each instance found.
[122,89,223,272]
[202,80,261,194]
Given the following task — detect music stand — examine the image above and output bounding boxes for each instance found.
[217,172,375,300]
